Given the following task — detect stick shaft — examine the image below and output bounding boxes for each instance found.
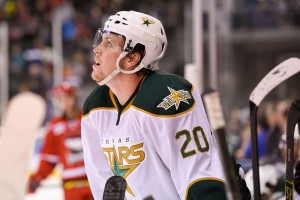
[215,128,242,200]
[203,91,242,200]
[249,101,261,200]
[285,97,300,200]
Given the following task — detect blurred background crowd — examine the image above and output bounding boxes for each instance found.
[1,0,300,199]
[0,0,185,105]
[1,0,300,102]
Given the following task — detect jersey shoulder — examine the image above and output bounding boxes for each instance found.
[133,70,195,116]
[83,85,114,116]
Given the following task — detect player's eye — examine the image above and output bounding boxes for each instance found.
[106,39,113,48]
[101,38,116,50]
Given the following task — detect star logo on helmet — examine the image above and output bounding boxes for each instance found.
[157,87,191,110]
[142,17,155,27]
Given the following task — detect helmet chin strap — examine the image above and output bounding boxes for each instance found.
[97,51,145,86]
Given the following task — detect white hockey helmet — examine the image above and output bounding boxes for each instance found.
[94,11,168,71]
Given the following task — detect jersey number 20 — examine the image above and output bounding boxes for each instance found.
[175,126,209,158]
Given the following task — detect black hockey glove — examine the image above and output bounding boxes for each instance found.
[103,176,127,200]
[28,180,39,193]
[27,174,42,193]
[235,162,252,200]
[294,160,300,194]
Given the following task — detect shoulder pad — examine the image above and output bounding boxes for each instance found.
[132,71,195,116]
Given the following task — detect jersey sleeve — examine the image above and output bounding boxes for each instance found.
[81,108,113,200]
[139,85,227,199]
[30,123,58,183]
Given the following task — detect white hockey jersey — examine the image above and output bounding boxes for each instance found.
[81,70,226,200]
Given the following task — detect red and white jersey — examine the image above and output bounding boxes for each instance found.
[39,111,87,180]
[82,71,226,200]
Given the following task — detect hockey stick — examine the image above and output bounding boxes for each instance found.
[285,96,300,200]
[249,57,300,200]
[103,176,127,200]
[203,91,242,200]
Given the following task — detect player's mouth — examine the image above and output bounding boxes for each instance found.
[92,62,101,69]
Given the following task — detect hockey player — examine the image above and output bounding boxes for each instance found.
[81,10,250,200]
[27,82,93,200]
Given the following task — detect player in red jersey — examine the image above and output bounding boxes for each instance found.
[27,81,93,200]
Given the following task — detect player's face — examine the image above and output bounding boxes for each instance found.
[56,94,76,113]
[92,32,124,84]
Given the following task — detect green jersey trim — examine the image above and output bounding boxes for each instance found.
[131,102,196,118]
[132,71,195,116]
[82,85,115,117]
[82,71,196,118]
[185,178,226,200]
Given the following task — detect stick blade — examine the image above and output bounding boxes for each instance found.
[202,92,225,131]
[250,57,300,105]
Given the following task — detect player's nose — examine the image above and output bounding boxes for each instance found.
[93,44,103,55]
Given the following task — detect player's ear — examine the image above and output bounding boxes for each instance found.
[127,52,141,66]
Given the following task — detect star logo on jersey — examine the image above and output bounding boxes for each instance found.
[102,139,145,197]
[111,156,138,196]
[157,87,191,110]
[142,16,155,27]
